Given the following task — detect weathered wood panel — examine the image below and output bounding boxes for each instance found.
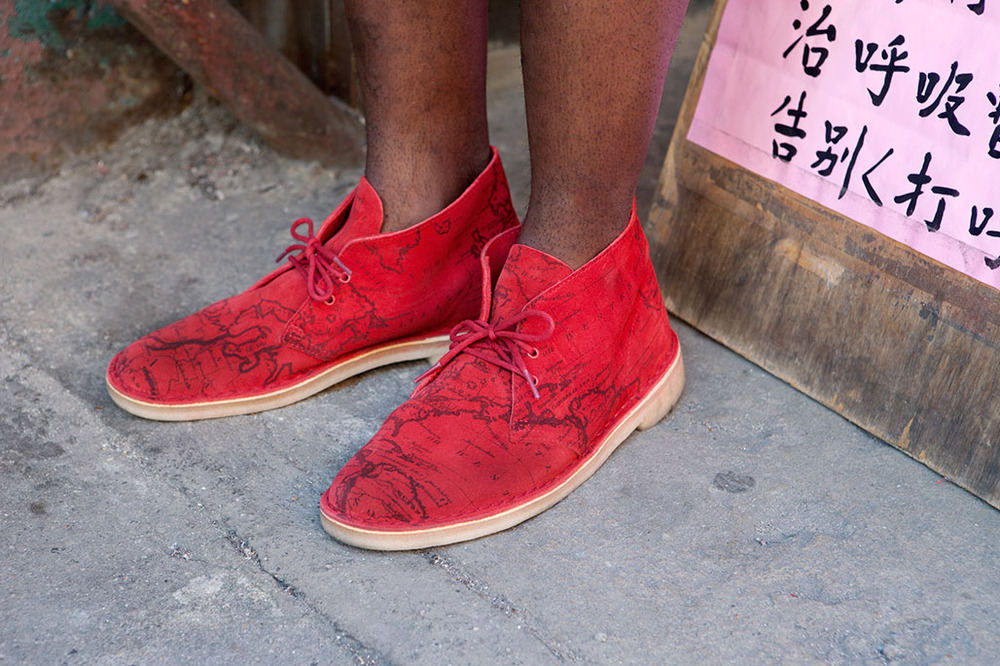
[649,0,1000,507]
[239,0,355,104]
[109,0,363,166]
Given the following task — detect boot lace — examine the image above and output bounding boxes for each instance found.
[415,309,555,399]
[275,218,352,301]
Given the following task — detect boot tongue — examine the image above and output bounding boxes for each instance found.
[325,177,384,252]
[490,244,573,320]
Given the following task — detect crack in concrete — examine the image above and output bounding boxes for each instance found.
[224,528,302,598]
[220,526,392,665]
[1,349,394,664]
[163,476,394,664]
[425,551,581,663]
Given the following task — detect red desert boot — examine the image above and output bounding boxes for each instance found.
[106,148,519,420]
[320,203,685,550]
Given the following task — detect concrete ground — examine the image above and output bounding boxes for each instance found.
[3,3,1000,663]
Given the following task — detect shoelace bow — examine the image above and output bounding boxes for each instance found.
[275,218,352,301]
[415,309,555,399]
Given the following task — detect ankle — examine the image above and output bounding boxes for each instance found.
[366,146,492,233]
[517,198,633,269]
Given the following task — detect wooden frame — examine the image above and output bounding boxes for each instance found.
[648,0,1000,508]
[240,0,356,104]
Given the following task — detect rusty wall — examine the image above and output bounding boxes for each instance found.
[0,0,189,181]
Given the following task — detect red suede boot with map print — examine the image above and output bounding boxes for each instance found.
[106,148,519,420]
[320,203,685,550]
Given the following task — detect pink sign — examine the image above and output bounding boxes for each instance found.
[688,0,1000,289]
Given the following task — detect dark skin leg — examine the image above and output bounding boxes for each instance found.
[344,0,492,233]
[345,0,688,266]
[517,0,690,268]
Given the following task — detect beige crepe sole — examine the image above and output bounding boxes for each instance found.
[106,334,452,422]
[321,347,685,551]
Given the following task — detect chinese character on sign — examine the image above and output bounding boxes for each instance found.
[783,1,837,77]
[838,126,894,204]
[811,121,849,176]
[894,152,960,231]
[893,0,985,15]
[810,123,894,204]
[962,0,986,16]
[987,86,1000,158]
[855,35,911,107]
[916,61,973,136]
[771,92,808,162]
[969,205,997,236]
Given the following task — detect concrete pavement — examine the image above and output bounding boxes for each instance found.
[3,4,1000,663]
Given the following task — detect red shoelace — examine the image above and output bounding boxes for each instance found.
[415,309,555,399]
[276,218,352,301]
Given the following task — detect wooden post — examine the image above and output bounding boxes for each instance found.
[649,0,1000,508]
[238,0,356,104]
[108,0,364,166]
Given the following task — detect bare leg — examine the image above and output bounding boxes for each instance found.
[518,0,690,268]
[344,0,492,232]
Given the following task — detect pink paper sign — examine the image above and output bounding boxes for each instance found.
[688,0,1000,289]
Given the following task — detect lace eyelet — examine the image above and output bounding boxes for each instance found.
[531,374,539,385]
[527,348,540,359]
[325,295,336,306]
[339,274,351,284]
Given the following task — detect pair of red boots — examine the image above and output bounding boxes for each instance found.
[106,149,684,550]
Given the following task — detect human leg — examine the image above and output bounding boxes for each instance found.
[321,1,691,549]
[345,0,492,232]
[517,0,689,268]
[106,0,518,420]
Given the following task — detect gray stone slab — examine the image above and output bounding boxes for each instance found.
[447,323,1000,662]
[3,2,1000,662]
[0,336,379,665]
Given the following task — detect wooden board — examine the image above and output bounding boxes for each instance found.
[240,0,356,105]
[110,0,363,166]
[648,0,1000,508]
